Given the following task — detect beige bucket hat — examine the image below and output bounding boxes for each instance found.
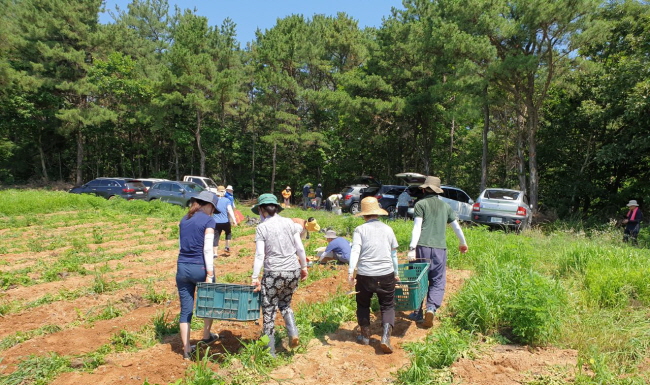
[419,176,444,194]
[627,200,639,207]
[356,196,388,217]
[324,230,337,239]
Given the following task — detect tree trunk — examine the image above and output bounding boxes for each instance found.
[516,111,526,194]
[527,110,539,214]
[38,133,49,183]
[251,132,256,197]
[173,140,179,180]
[75,128,84,185]
[196,110,206,176]
[448,117,455,184]
[480,85,489,192]
[271,141,277,193]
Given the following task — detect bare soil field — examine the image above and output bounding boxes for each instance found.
[0,213,578,385]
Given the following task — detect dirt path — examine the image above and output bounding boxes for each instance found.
[0,219,579,385]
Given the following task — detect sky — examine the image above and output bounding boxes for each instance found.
[100,0,405,45]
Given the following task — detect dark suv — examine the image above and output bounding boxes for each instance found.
[340,176,382,214]
[147,181,204,207]
[69,178,148,200]
[375,185,407,216]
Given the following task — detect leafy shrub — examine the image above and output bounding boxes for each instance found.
[450,264,566,346]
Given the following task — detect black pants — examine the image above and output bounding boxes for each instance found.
[397,206,408,219]
[355,272,396,327]
[213,222,232,246]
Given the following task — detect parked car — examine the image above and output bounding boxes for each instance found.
[340,176,382,214]
[138,178,169,191]
[68,178,148,200]
[374,185,407,216]
[471,188,531,231]
[182,176,219,194]
[147,181,205,207]
[395,172,474,221]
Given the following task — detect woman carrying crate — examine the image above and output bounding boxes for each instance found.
[348,196,399,354]
[176,191,221,360]
[251,193,308,356]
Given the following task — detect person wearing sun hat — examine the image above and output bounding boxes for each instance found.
[316,229,351,264]
[212,186,237,254]
[407,175,468,328]
[281,186,292,208]
[348,196,399,354]
[251,193,308,356]
[176,190,221,360]
[225,185,235,207]
[623,200,643,245]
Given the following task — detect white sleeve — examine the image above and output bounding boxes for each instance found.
[391,248,398,276]
[450,220,467,245]
[348,230,362,275]
[203,229,215,273]
[227,205,236,224]
[293,232,307,268]
[252,239,265,279]
[409,217,423,249]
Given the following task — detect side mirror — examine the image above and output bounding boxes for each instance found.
[468,199,474,204]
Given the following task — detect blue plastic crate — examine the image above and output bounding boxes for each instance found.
[395,263,430,311]
[195,282,261,321]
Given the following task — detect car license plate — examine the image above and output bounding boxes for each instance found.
[136,191,144,194]
[490,217,502,223]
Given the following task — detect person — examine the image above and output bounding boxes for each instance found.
[225,185,236,208]
[314,183,323,209]
[317,230,351,264]
[282,186,292,208]
[348,196,399,354]
[291,217,320,240]
[302,183,311,210]
[176,190,220,360]
[407,176,468,328]
[623,200,643,245]
[396,189,411,219]
[213,188,238,254]
[251,193,308,356]
[325,193,340,212]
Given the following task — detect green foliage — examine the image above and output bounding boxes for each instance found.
[0,353,70,385]
[152,311,179,340]
[144,285,172,304]
[450,264,566,346]
[110,330,139,352]
[397,319,473,384]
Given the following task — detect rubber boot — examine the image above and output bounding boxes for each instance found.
[380,323,393,354]
[283,310,300,348]
[266,334,276,357]
[356,325,370,345]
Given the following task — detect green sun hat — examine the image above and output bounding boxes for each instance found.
[251,193,283,215]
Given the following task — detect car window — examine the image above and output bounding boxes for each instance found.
[158,182,171,192]
[170,183,183,193]
[86,180,102,187]
[485,190,520,200]
[184,183,203,192]
[442,188,458,201]
[151,183,161,190]
[98,179,112,187]
[456,190,471,203]
[108,181,121,187]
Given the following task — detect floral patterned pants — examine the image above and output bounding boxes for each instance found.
[261,269,300,336]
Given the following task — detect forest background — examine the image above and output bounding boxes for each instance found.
[0,0,649,223]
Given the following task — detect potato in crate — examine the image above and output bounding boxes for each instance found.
[195,282,261,321]
[394,263,430,311]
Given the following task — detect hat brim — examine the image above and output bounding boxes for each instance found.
[420,184,444,194]
[191,196,219,213]
[355,208,389,217]
[252,203,283,215]
[627,203,639,207]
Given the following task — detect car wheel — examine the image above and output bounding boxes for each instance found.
[350,202,360,215]
[386,205,396,218]
[108,195,117,200]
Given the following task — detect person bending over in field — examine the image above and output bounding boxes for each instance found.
[176,191,220,360]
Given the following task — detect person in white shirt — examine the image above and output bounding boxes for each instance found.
[348,196,399,354]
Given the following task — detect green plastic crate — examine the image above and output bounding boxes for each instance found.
[195,282,261,321]
[395,263,430,311]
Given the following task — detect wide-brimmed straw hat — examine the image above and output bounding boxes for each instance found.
[252,193,283,215]
[356,196,388,217]
[627,200,639,207]
[191,191,219,211]
[419,176,444,194]
[324,230,337,239]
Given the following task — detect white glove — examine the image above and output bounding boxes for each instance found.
[407,249,416,261]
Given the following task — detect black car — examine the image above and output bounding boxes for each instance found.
[374,185,407,216]
[340,176,382,214]
[69,178,148,200]
[147,181,205,207]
